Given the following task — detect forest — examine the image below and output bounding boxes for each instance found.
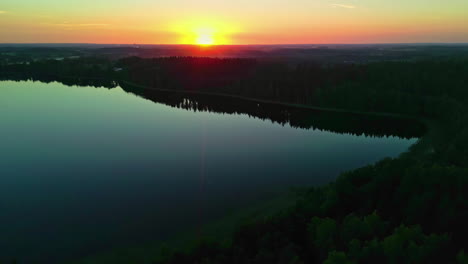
[1,56,468,263]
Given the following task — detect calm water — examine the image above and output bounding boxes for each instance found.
[0,80,418,263]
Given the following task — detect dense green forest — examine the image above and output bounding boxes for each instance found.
[2,57,468,263]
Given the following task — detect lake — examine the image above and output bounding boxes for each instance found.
[0,80,422,263]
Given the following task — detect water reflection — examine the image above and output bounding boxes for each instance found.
[1,74,425,138]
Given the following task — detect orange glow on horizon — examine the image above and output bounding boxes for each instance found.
[170,21,238,45]
[1,5,467,45]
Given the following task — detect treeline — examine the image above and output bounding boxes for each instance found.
[0,57,115,79]
[116,57,468,117]
[0,57,118,88]
[116,56,257,91]
[115,56,357,103]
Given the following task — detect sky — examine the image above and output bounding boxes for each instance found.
[0,0,467,44]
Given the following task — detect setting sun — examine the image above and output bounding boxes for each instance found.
[196,33,214,45]
[171,21,238,45]
[193,27,217,45]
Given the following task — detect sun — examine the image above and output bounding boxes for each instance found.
[194,27,217,45]
[196,33,215,45]
[172,21,238,45]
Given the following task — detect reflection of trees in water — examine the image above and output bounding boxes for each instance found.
[0,74,118,89]
[0,74,424,139]
[120,82,424,139]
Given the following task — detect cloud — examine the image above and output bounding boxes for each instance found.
[44,22,110,28]
[331,4,356,9]
[61,23,110,27]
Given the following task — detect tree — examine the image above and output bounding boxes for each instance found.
[323,251,355,264]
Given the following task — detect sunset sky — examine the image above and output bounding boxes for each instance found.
[1,0,467,44]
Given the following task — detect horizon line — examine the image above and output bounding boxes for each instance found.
[1,42,468,46]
